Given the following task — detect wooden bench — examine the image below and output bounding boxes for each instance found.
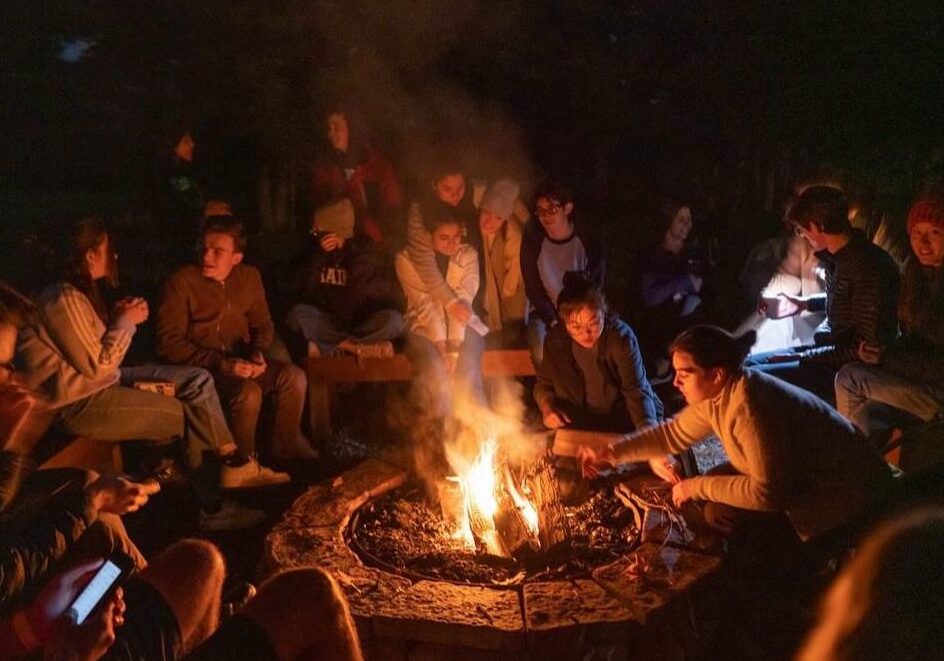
[306,349,536,435]
[39,436,125,474]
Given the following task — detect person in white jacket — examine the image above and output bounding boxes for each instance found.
[396,208,484,402]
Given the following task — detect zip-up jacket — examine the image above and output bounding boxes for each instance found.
[157,264,274,369]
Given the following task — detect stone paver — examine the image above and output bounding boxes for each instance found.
[371,581,525,651]
[592,542,722,625]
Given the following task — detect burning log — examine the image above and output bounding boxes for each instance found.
[468,497,507,557]
[527,455,570,552]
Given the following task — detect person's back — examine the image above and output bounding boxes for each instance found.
[724,369,891,538]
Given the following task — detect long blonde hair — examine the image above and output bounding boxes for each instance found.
[797,506,944,661]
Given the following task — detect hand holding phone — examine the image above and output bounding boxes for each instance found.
[67,553,133,625]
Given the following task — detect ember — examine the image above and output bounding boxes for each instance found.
[347,466,643,585]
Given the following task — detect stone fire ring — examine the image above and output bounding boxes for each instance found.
[259,457,723,658]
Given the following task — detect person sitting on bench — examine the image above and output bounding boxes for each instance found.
[16,218,275,532]
[287,196,404,360]
[835,192,944,450]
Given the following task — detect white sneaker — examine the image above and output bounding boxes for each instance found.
[199,499,267,532]
[220,456,291,489]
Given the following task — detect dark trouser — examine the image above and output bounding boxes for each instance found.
[214,360,307,457]
[745,349,837,403]
[286,303,404,355]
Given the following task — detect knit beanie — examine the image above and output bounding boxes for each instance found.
[907,194,944,233]
[479,177,520,220]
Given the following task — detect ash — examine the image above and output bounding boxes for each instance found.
[348,472,641,585]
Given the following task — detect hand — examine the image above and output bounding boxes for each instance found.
[764,352,798,364]
[576,444,616,480]
[775,294,805,317]
[446,300,472,325]
[542,407,571,430]
[648,456,681,484]
[248,352,267,378]
[438,351,457,378]
[220,358,254,379]
[113,298,148,327]
[26,560,104,643]
[857,340,884,365]
[86,475,160,515]
[0,382,37,449]
[318,232,345,252]
[688,274,703,293]
[44,589,123,661]
[671,479,696,508]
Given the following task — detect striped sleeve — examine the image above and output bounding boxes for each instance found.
[406,202,459,307]
[41,285,133,379]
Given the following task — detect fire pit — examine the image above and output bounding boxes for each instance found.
[348,450,644,586]
[260,454,724,660]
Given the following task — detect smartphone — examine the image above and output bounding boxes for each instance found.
[67,553,134,625]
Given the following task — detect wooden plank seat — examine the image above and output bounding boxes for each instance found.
[306,349,536,435]
[39,436,125,475]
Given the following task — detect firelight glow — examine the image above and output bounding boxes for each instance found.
[464,440,499,521]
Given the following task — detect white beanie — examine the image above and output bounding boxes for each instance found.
[479,177,520,219]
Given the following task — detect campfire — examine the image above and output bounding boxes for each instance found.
[440,439,569,560]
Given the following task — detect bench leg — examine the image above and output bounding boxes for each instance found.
[309,378,333,438]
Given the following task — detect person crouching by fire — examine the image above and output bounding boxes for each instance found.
[578,324,893,544]
[536,272,678,483]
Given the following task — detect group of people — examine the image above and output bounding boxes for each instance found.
[1,104,942,660]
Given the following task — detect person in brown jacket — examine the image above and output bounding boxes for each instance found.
[157,216,317,461]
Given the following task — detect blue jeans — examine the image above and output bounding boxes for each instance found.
[835,362,944,438]
[527,317,549,367]
[746,349,837,403]
[56,365,234,509]
[287,304,404,355]
[404,330,486,412]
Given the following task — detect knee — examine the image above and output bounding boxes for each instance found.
[381,309,406,334]
[159,539,226,587]
[246,568,360,660]
[232,378,264,411]
[181,367,216,395]
[264,567,341,608]
[276,363,307,394]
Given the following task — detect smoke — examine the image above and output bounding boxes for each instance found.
[386,334,542,501]
[306,0,540,194]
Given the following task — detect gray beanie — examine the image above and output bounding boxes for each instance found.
[479,177,520,219]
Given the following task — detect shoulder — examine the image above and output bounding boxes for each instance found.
[167,264,202,285]
[40,282,88,311]
[233,264,263,283]
[38,282,72,304]
[573,224,602,249]
[456,244,479,264]
[605,317,639,343]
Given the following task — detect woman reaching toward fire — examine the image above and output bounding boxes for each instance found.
[578,325,893,541]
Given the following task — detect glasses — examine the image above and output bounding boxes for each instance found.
[535,202,562,218]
